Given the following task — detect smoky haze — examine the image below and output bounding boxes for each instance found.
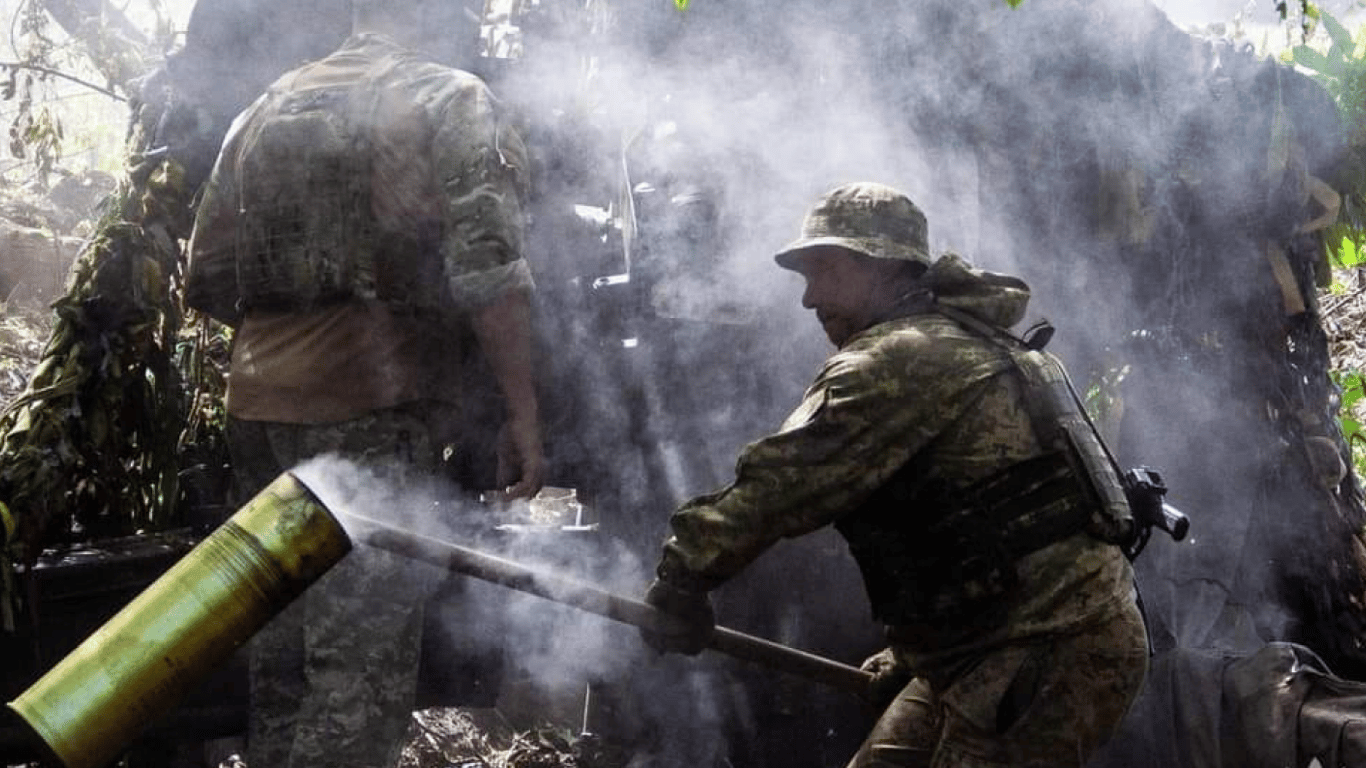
[499,0,1351,657]
[177,0,1363,765]
[490,0,1363,761]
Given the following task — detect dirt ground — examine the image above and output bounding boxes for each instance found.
[1325,268,1366,382]
[394,707,630,768]
[0,305,50,407]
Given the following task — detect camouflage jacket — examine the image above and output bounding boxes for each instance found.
[658,255,1135,671]
[186,33,532,324]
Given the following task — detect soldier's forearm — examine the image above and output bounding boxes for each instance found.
[471,287,538,425]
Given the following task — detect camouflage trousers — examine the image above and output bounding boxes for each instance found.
[228,406,445,768]
[847,599,1148,768]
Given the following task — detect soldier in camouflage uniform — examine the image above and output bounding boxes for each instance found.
[184,1,542,766]
[641,182,1147,767]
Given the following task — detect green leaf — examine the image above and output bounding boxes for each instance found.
[1005,0,1025,6]
[1323,10,1355,55]
[1336,370,1366,411]
[1345,386,1365,412]
[1341,234,1362,267]
[674,0,689,9]
[1294,44,1340,78]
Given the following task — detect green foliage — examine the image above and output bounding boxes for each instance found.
[0,1,164,187]
[1333,368,1366,479]
[1291,10,1360,97]
[1328,231,1366,278]
[8,101,63,183]
[3,64,67,187]
[1336,232,1364,267]
[1290,10,1366,267]
[1005,0,1025,7]
[4,5,63,186]
[0,177,185,564]
[674,0,689,9]
[1083,363,1130,443]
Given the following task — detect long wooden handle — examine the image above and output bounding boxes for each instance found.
[343,513,872,695]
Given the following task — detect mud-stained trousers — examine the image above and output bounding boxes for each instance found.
[228,406,442,768]
[846,599,1148,768]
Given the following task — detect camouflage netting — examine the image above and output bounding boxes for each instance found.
[0,79,231,625]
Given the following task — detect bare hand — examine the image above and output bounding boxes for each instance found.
[497,416,543,499]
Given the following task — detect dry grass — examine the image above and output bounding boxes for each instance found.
[1324,268,1366,374]
[0,304,53,407]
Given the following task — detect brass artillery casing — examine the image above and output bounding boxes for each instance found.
[7,471,352,768]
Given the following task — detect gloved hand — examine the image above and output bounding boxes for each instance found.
[640,578,715,656]
[861,647,913,709]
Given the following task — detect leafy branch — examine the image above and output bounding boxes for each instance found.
[1290,10,1366,268]
[1332,369,1366,479]
[0,60,126,102]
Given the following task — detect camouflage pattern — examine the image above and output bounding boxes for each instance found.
[226,403,445,502]
[846,598,1147,768]
[656,252,1144,764]
[249,546,433,768]
[1005,344,1133,546]
[775,182,931,269]
[229,404,443,768]
[186,32,532,325]
[659,301,1135,669]
[187,31,531,768]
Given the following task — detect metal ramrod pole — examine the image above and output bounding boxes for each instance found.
[341,512,873,696]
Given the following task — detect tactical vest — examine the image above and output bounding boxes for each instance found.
[835,309,1133,631]
[228,53,447,315]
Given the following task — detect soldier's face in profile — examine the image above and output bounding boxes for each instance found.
[795,246,893,347]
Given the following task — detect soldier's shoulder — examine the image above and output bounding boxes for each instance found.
[838,316,1006,382]
[399,60,492,101]
[853,314,973,354]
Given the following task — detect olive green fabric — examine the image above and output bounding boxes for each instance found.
[228,406,443,768]
[186,32,531,325]
[657,253,1138,676]
[656,255,1143,765]
[775,181,931,269]
[196,32,532,768]
[847,599,1147,768]
[919,254,1028,329]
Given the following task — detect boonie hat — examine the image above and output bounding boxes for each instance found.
[775,181,931,271]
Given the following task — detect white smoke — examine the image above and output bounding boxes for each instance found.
[191,0,1366,763]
